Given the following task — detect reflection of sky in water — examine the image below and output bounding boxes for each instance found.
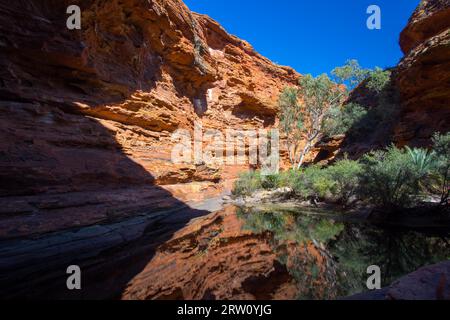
[237,206,450,299]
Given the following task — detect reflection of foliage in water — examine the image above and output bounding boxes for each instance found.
[333,225,450,296]
[237,207,344,299]
[237,207,450,299]
[238,207,343,244]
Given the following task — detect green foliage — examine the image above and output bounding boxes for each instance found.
[293,165,334,200]
[232,171,288,195]
[287,158,363,205]
[279,87,302,139]
[366,67,392,93]
[328,158,363,206]
[261,174,281,190]
[432,132,450,158]
[358,146,422,209]
[328,64,399,148]
[295,74,343,168]
[331,59,368,90]
[298,74,342,116]
[233,132,449,210]
[331,60,391,94]
[405,146,436,179]
[323,103,368,137]
[325,60,394,141]
[431,132,450,204]
[232,171,262,196]
[278,74,344,169]
[277,169,300,188]
[279,60,396,170]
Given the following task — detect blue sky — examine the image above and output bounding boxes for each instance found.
[184,0,420,76]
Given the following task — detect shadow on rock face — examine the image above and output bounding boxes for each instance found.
[0,95,211,300]
[0,0,213,299]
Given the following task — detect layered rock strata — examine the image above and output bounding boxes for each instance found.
[0,0,298,298]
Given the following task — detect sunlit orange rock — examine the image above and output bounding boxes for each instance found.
[0,0,299,234]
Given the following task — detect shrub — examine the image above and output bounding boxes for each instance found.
[232,171,286,196]
[405,146,436,179]
[277,169,300,188]
[431,132,450,205]
[232,133,449,209]
[293,165,335,200]
[433,132,450,158]
[261,174,281,190]
[232,171,262,196]
[358,146,422,209]
[328,158,363,206]
[366,67,391,93]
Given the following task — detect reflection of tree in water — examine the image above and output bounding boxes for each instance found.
[237,208,344,299]
[332,225,450,296]
[237,208,450,299]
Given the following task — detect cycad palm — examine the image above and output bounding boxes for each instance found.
[406,147,436,177]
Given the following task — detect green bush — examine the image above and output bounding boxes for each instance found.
[277,170,300,188]
[279,158,362,206]
[433,132,450,158]
[293,165,335,200]
[232,171,262,196]
[232,171,285,196]
[405,146,436,180]
[357,146,422,209]
[328,158,362,206]
[366,67,391,93]
[430,132,450,205]
[261,174,281,190]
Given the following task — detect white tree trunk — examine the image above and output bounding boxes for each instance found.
[296,141,311,169]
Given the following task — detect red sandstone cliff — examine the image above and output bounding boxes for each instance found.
[0,0,299,233]
[0,0,298,298]
[0,0,298,196]
[394,0,450,146]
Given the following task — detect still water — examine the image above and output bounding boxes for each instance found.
[236,205,450,299]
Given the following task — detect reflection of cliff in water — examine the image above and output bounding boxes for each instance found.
[237,207,450,299]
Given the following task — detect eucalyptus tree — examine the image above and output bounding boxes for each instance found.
[279,74,344,169]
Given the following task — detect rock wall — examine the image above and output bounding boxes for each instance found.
[0,0,299,234]
[0,0,298,194]
[394,0,450,146]
[0,0,298,298]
